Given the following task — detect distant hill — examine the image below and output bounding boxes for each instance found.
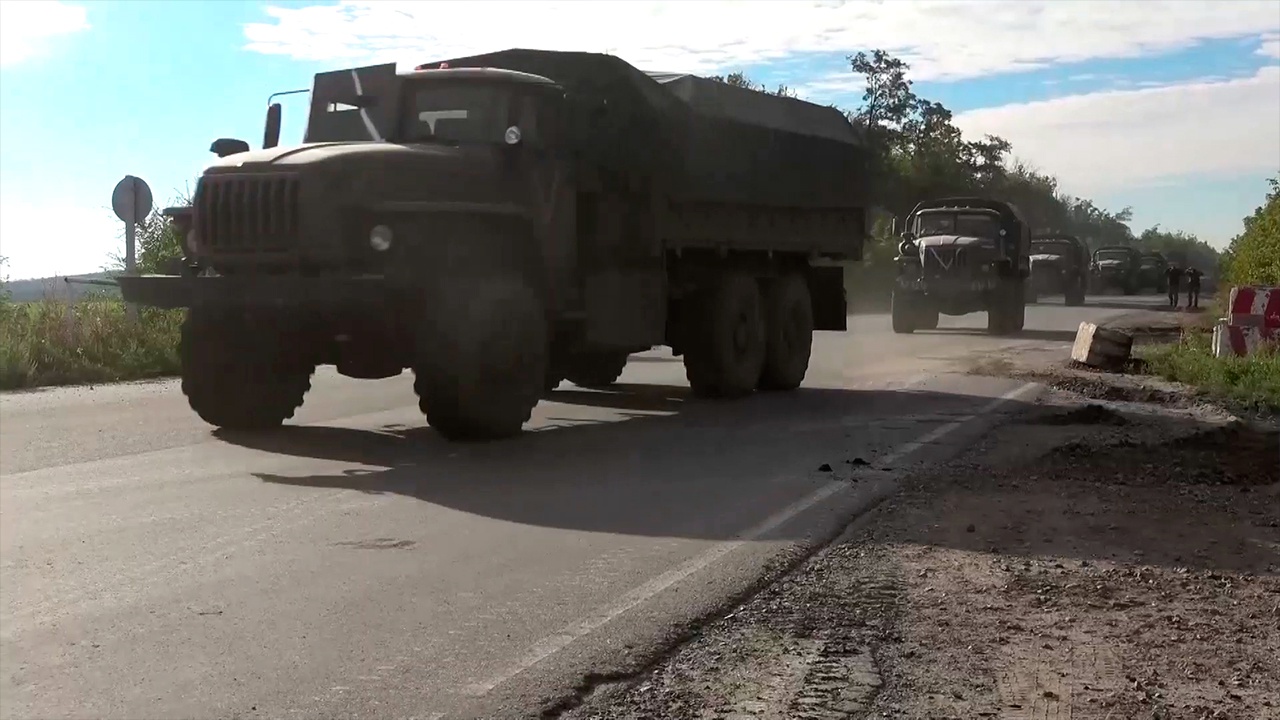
[4,272,122,303]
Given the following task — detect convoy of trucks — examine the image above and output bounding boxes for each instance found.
[117,47,1185,441]
[118,49,873,441]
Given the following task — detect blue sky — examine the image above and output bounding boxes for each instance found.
[1,0,1277,280]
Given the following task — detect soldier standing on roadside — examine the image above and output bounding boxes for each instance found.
[1165,263,1182,308]
[1185,266,1204,309]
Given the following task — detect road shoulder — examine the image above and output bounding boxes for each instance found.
[566,355,1280,720]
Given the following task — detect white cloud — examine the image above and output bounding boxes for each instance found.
[952,66,1280,196]
[1260,32,1280,59]
[243,0,1280,82]
[0,1,90,68]
[0,200,121,280]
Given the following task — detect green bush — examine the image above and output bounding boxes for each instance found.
[1223,176,1280,287]
[1141,331,1280,412]
[0,296,183,390]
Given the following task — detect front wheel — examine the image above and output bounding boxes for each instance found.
[180,310,314,430]
[891,288,918,334]
[413,280,548,441]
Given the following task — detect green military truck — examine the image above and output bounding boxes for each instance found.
[1089,245,1142,295]
[1137,251,1170,293]
[890,197,1030,335]
[117,49,872,441]
[1028,232,1089,306]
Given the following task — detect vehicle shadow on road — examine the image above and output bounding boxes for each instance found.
[217,384,1043,540]
[920,328,1081,343]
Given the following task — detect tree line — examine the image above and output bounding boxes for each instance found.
[717,49,1247,281]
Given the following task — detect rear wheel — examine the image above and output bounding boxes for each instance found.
[180,310,314,430]
[413,280,548,441]
[683,271,767,398]
[757,273,814,391]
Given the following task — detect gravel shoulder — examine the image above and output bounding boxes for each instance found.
[566,347,1280,720]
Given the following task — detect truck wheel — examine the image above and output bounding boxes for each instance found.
[1065,280,1086,307]
[413,281,548,441]
[565,351,630,389]
[757,273,813,391]
[916,304,940,330]
[683,271,767,398]
[180,310,314,430]
[891,289,917,334]
[986,279,1022,336]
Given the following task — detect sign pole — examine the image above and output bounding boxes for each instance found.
[111,174,153,322]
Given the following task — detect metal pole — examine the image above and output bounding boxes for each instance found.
[124,218,137,321]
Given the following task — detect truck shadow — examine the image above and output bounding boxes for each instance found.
[920,328,1081,343]
[216,384,1044,541]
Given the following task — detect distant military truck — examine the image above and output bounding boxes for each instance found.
[116,49,873,441]
[1089,245,1142,295]
[1028,232,1089,306]
[890,197,1030,335]
[1137,251,1170,293]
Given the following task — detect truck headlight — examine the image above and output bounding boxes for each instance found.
[369,224,393,252]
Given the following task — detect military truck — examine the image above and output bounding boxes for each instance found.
[1089,245,1142,295]
[1028,232,1089,306]
[890,197,1029,335]
[116,49,872,441]
[1137,251,1170,293]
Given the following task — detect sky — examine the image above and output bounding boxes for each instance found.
[0,0,1277,280]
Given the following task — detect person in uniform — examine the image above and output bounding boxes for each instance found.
[1185,266,1204,309]
[1165,263,1183,308]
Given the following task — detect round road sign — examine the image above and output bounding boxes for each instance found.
[111,175,154,225]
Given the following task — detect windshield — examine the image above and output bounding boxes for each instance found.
[1095,249,1131,262]
[403,82,510,144]
[913,211,1000,238]
[1031,240,1074,257]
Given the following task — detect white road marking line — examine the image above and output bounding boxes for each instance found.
[460,380,1042,697]
[878,381,1040,465]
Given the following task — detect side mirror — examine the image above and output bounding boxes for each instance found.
[890,217,899,236]
[263,103,282,149]
[210,137,251,158]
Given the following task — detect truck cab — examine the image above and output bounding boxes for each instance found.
[891,197,1029,335]
[1029,232,1089,306]
[1090,245,1143,295]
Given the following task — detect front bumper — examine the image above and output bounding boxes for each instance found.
[117,273,391,310]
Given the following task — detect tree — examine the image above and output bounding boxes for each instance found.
[1223,176,1280,286]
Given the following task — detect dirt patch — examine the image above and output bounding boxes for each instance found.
[568,393,1280,720]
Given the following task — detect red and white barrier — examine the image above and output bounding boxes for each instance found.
[1227,286,1280,329]
[1213,286,1280,358]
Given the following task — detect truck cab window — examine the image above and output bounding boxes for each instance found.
[406,83,509,144]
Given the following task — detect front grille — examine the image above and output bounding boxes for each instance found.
[922,246,967,276]
[195,173,300,255]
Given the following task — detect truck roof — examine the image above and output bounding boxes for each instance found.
[398,66,560,86]
[908,197,1027,226]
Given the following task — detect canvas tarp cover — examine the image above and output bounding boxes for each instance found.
[433,49,871,209]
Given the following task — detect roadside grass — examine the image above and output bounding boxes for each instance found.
[0,296,183,391]
[1140,330,1280,412]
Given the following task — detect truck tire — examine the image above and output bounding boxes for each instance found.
[683,271,767,398]
[413,280,548,441]
[757,273,813,391]
[891,288,917,334]
[986,279,1023,336]
[916,305,940,330]
[565,351,630,389]
[179,310,314,430]
[1065,280,1086,307]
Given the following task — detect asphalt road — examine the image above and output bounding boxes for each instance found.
[0,294,1173,720]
